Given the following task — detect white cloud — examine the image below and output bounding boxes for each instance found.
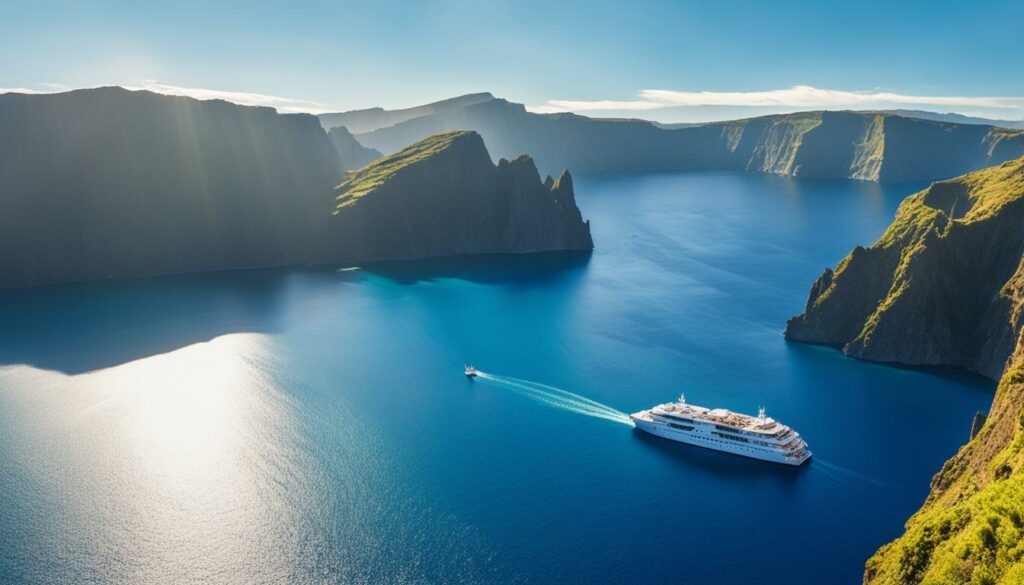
[530,99,665,114]
[532,85,1024,114]
[2,81,334,114]
[130,81,332,114]
[0,87,47,94]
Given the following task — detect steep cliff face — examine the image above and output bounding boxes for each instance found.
[327,95,1024,181]
[0,87,344,287]
[782,157,1024,583]
[327,125,382,172]
[785,157,1024,380]
[324,131,592,262]
[865,325,1024,584]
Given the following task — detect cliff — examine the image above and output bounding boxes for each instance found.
[878,110,1024,131]
[782,157,1024,582]
[327,125,382,172]
[325,95,1024,181]
[324,131,592,261]
[0,87,344,287]
[0,89,591,288]
[865,325,1024,584]
[785,156,1024,379]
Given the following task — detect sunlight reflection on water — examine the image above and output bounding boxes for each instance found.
[0,334,321,584]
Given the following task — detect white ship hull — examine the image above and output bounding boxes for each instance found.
[631,415,811,466]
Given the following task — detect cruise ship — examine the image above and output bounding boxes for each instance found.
[630,395,811,465]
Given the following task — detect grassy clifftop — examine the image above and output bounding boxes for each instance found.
[786,156,1024,379]
[334,130,474,208]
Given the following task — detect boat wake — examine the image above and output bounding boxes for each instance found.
[475,372,633,426]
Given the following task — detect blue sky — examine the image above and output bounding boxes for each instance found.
[3,0,1023,122]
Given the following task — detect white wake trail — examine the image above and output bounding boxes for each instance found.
[499,374,628,416]
[487,376,623,418]
[476,372,634,426]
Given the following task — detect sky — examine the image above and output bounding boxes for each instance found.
[3,0,1024,123]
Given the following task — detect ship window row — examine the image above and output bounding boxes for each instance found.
[712,431,749,443]
[662,416,791,441]
[668,423,695,431]
[708,433,784,451]
[695,436,780,455]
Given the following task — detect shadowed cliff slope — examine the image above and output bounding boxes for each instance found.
[783,157,1024,582]
[321,96,1024,181]
[325,131,592,261]
[318,92,494,134]
[0,87,345,287]
[327,125,382,172]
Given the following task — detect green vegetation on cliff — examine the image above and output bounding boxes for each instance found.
[335,130,470,207]
[866,333,1024,584]
[786,156,1024,583]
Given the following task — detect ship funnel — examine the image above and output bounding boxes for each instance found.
[679,393,686,405]
[758,406,766,421]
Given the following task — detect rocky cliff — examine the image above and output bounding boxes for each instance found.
[0,87,345,287]
[327,125,382,172]
[785,156,1024,379]
[783,157,1024,582]
[324,130,592,262]
[324,95,1024,181]
[0,89,591,287]
[865,319,1024,584]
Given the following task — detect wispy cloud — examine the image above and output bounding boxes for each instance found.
[1,81,333,114]
[0,87,48,94]
[531,85,1024,114]
[129,81,332,114]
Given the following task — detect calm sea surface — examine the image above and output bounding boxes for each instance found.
[0,172,994,584]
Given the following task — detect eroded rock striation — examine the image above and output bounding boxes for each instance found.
[784,156,1024,583]
[325,130,592,261]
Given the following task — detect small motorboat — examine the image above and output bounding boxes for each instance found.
[465,365,478,377]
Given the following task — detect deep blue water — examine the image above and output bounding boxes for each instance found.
[0,172,995,585]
